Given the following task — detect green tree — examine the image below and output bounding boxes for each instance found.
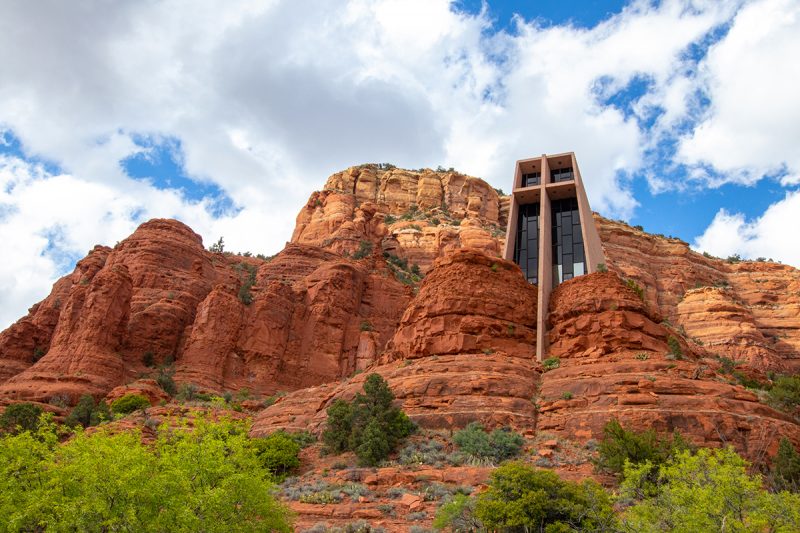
[622,447,800,532]
[0,417,293,532]
[767,375,800,415]
[769,437,800,492]
[65,395,111,428]
[595,419,690,479]
[474,462,617,532]
[322,373,414,466]
[433,493,482,532]
[0,402,43,433]
[251,431,301,480]
[322,399,353,454]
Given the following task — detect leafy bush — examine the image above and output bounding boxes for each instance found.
[236,262,257,305]
[452,422,524,464]
[322,374,415,466]
[433,493,481,532]
[626,278,645,300]
[767,375,800,415]
[769,437,800,492]
[667,335,683,358]
[352,240,373,260]
[251,431,301,480]
[65,395,111,428]
[156,366,177,396]
[0,403,43,433]
[399,439,447,466]
[0,417,292,531]
[474,462,617,532]
[384,214,396,225]
[595,419,690,479]
[542,357,560,371]
[596,263,608,273]
[110,394,150,415]
[622,447,800,532]
[142,351,155,367]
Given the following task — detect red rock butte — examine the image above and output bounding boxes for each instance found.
[0,161,799,463]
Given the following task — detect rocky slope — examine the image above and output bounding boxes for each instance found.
[598,216,800,373]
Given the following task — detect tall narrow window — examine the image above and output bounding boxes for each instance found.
[551,197,585,286]
[513,202,540,284]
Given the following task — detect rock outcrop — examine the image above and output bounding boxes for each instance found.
[251,249,539,437]
[537,271,800,460]
[598,216,800,374]
[292,166,507,272]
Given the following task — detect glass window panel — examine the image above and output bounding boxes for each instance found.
[574,262,585,276]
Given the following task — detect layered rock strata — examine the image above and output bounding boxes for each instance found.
[537,271,800,460]
[251,249,539,437]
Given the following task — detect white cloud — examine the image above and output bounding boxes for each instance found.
[693,190,800,264]
[677,0,800,184]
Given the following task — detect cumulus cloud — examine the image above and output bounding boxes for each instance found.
[693,190,800,264]
[677,0,800,184]
[0,0,798,328]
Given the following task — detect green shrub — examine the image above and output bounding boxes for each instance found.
[1,403,43,433]
[65,395,111,428]
[561,391,573,400]
[322,374,415,466]
[474,462,617,532]
[251,431,301,480]
[352,240,374,260]
[667,335,683,358]
[542,357,560,371]
[595,419,691,479]
[360,320,373,332]
[769,437,800,492]
[596,263,608,273]
[156,367,177,396]
[32,347,46,363]
[110,394,150,415]
[0,417,292,531]
[433,493,480,532]
[142,351,155,367]
[635,352,650,361]
[452,422,524,464]
[626,278,645,300]
[384,214,396,225]
[622,447,800,532]
[767,375,800,415]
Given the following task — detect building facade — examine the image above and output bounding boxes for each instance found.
[503,152,605,360]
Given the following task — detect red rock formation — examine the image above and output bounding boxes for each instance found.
[292,166,507,272]
[251,249,539,437]
[538,271,800,461]
[597,215,800,373]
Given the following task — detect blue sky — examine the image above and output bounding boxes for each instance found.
[1,0,800,328]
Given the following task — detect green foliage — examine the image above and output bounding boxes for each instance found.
[142,351,155,367]
[352,240,374,260]
[595,419,691,480]
[622,447,800,532]
[0,403,43,433]
[561,391,573,400]
[65,395,111,428]
[360,320,374,332]
[474,462,617,532]
[769,437,800,492]
[322,374,415,466]
[411,263,421,276]
[433,493,480,531]
[209,236,225,253]
[767,374,800,415]
[626,278,645,300]
[596,263,608,273]
[666,335,682,358]
[384,214,396,225]
[32,346,46,363]
[236,262,257,305]
[110,394,150,415]
[0,417,292,532]
[635,352,650,361]
[452,422,524,464]
[156,365,177,396]
[542,357,560,371]
[251,431,301,480]
[726,253,742,264]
